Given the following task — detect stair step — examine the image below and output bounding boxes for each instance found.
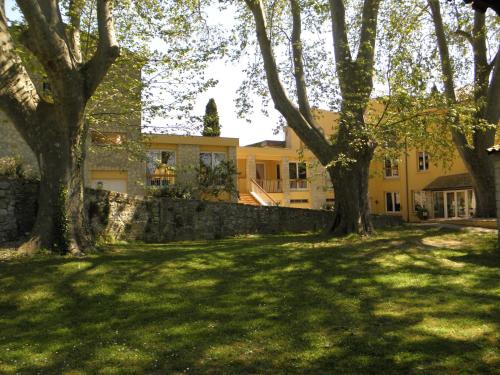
[238,193,260,206]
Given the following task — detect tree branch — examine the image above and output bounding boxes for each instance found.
[66,0,86,63]
[83,0,120,99]
[428,0,457,103]
[0,5,40,146]
[454,29,473,45]
[486,44,500,124]
[16,0,73,72]
[329,0,352,95]
[356,0,381,69]
[289,0,319,129]
[244,0,333,164]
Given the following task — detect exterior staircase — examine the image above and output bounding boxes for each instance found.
[238,193,260,206]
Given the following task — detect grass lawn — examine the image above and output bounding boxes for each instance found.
[0,227,499,374]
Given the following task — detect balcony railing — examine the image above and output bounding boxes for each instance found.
[256,179,283,193]
[147,173,176,187]
[290,179,308,190]
[250,178,277,206]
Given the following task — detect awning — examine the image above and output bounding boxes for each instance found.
[423,173,473,191]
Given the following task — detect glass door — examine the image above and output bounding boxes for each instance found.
[446,192,456,218]
[434,192,445,218]
[457,191,466,217]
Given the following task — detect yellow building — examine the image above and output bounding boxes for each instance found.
[236,111,476,223]
[87,132,239,199]
[1,101,477,222]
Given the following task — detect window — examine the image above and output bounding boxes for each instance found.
[290,199,309,203]
[200,152,226,168]
[386,192,401,213]
[289,162,307,189]
[147,150,175,172]
[413,191,427,211]
[418,151,429,171]
[91,131,126,146]
[384,158,399,178]
[147,150,176,186]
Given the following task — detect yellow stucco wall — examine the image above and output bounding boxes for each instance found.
[237,108,472,220]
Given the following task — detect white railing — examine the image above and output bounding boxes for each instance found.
[250,178,277,206]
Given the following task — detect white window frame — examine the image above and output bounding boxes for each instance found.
[289,162,308,190]
[417,151,429,172]
[384,158,399,178]
[200,152,226,168]
[413,191,428,212]
[385,192,401,213]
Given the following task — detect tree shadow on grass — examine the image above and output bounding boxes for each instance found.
[0,227,498,374]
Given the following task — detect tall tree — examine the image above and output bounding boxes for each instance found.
[241,0,381,234]
[202,98,221,136]
[0,1,222,254]
[428,0,500,217]
[0,0,120,254]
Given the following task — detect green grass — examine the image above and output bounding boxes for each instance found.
[0,227,499,374]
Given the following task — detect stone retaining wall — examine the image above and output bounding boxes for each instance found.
[1,181,404,244]
[0,177,38,242]
[86,189,333,242]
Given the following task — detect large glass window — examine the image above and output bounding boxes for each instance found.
[418,151,429,171]
[147,150,176,186]
[413,191,428,211]
[289,162,307,189]
[384,158,399,178]
[386,192,401,213]
[200,152,226,168]
[433,191,445,218]
[147,150,175,174]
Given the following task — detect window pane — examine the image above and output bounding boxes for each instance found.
[200,153,212,167]
[161,151,175,166]
[386,192,393,212]
[298,162,307,179]
[424,153,429,170]
[393,160,399,176]
[147,151,161,174]
[289,162,298,180]
[213,153,226,167]
[394,192,401,212]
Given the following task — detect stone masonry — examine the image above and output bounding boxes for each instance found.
[0,177,38,242]
[1,181,403,244]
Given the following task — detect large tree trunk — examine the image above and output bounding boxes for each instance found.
[329,152,373,235]
[328,106,374,235]
[455,144,496,217]
[19,106,90,255]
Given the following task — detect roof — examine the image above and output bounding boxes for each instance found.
[423,173,473,191]
[487,145,500,154]
[147,133,239,147]
[244,140,286,148]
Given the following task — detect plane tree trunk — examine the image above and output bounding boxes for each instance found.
[429,1,500,218]
[0,1,120,254]
[244,0,380,235]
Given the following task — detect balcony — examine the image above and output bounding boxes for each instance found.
[256,179,283,193]
[290,179,308,190]
[147,172,175,187]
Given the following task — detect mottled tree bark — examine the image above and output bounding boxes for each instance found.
[0,1,119,254]
[429,0,499,218]
[245,0,380,234]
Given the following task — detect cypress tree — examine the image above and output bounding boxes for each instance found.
[202,98,221,137]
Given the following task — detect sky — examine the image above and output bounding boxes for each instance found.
[5,0,284,147]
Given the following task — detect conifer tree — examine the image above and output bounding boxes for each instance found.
[202,98,221,137]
